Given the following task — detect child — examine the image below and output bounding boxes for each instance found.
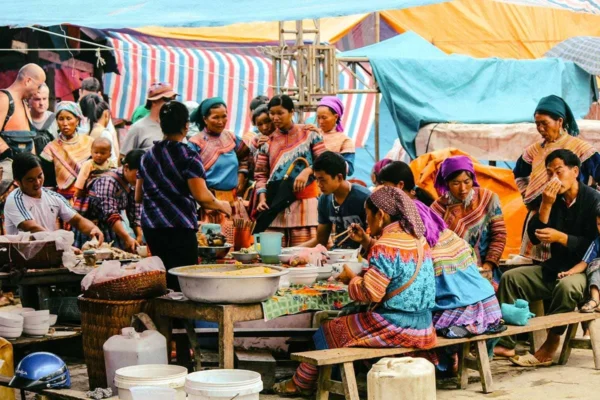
[74,137,117,198]
[558,206,600,313]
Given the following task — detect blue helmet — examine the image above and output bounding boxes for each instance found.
[9,352,71,390]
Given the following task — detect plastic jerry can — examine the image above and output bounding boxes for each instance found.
[103,327,168,392]
[367,357,436,400]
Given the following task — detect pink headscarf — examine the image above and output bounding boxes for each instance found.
[372,158,393,179]
[434,156,480,196]
[318,96,344,132]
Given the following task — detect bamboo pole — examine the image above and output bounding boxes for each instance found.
[374,11,381,162]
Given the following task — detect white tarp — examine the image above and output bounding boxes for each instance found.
[415,120,600,161]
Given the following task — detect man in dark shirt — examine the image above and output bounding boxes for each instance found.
[495,149,600,366]
[300,151,369,249]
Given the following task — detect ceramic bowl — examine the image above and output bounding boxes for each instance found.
[316,265,334,281]
[0,326,23,339]
[0,313,24,328]
[330,261,365,278]
[49,314,58,326]
[327,249,358,263]
[23,325,49,337]
[278,254,294,264]
[24,315,50,326]
[8,307,35,315]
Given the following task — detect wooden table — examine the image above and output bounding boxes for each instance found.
[0,268,83,310]
[153,297,264,369]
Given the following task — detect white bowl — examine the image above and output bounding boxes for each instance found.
[23,326,49,336]
[327,249,357,263]
[8,307,35,315]
[22,310,49,317]
[317,265,334,281]
[281,247,309,255]
[24,315,50,325]
[331,261,365,278]
[278,254,294,264]
[288,273,318,286]
[0,313,24,328]
[49,314,58,326]
[0,326,23,339]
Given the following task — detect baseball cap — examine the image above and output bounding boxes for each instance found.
[147,82,177,101]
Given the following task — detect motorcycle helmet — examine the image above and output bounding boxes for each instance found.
[9,352,71,390]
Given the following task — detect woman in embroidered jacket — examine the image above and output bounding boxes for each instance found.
[514,95,600,262]
[41,102,93,200]
[274,186,437,395]
[431,156,507,291]
[316,96,355,176]
[189,97,250,223]
[254,95,327,246]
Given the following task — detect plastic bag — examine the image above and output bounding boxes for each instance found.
[81,256,165,290]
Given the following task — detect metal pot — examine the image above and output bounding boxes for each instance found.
[169,264,288,304]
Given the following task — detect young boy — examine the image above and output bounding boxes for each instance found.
[558,206,600,313]
[74,137,117,198]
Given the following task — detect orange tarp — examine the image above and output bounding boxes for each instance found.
[382,0,600,59]
[134,14,368,44]
[410,148,527,258]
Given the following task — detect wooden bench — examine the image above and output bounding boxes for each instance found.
[291,312,600,400]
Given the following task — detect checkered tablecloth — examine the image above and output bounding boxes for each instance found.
[261,282,352,321]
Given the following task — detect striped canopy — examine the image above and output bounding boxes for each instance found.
[103,32,376,148]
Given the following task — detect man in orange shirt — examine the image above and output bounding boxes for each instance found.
[0,64,46,134]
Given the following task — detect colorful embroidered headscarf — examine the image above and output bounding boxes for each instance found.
[370,186,425,239]
[55,101,83,121]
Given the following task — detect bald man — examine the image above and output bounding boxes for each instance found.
[0,64,46,132]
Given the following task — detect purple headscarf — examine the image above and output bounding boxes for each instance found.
[414,200,446,247]
[370,186,425,239]
[372,158,393,178]
[318,96,344,132]
[434,156,480,196]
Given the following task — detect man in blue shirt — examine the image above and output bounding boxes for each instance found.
[301,151,370,249]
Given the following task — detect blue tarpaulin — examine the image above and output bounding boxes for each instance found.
[341,32,596,158]
[0,0,446,28]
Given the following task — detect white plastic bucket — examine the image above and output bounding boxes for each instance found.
[185,369,263,400]
[130,386,177,400]
[115,364,188,400]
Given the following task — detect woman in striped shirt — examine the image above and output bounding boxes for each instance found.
[136,101,231,290]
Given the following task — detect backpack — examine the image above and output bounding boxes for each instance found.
[31,113,55,154]
[0,89,36,159]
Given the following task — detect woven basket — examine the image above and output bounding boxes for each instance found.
[78,297,151,389]
[83,271,167,301]
[0,241,62,269]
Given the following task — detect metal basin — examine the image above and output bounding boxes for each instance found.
[169,264,288,304]
[198,245,232,261]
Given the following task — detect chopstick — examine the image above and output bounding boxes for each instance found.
[332,227,351,240]
[336,232,352,246]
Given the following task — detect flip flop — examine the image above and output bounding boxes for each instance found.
[580,299,599,313]
[272,380,313,398]
[509,352,553,367]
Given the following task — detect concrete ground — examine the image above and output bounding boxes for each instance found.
[13,346,600,399]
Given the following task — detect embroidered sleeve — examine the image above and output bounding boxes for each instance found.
[254,145,271,195]
[235,134,251,174]
[310,130,327,162]
[485,193,507,266]
[348,245,393,303]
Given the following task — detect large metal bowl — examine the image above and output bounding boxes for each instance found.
[169,264,289,304]
[198,244,232,260]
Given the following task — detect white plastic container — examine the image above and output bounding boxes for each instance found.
[185,369,263,400]
[104,328,168,392]
[367,357,436,400]
[130,386,176,400]
[115,364,187,400]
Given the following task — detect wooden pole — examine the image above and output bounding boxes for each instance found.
[374,12,381,162]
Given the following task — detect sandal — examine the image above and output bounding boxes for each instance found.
[509,352,553,367]
[272,380,313,397]
[580,299,599,313]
